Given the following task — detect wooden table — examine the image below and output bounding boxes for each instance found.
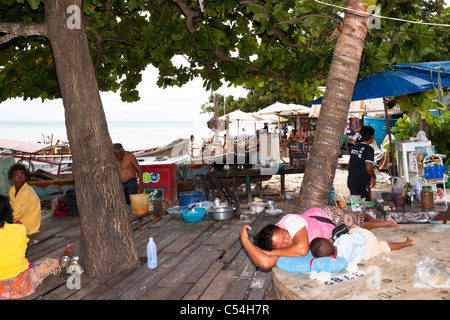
[374,192,449,224]
[206,162,307,205]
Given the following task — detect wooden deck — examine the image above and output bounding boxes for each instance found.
[23,209,280,300]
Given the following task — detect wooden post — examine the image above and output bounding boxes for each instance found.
[383,98,397,177]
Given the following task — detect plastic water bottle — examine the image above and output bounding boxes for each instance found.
[147,237,157,269]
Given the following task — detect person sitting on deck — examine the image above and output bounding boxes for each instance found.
[0,194,75,299]
[239,206,397,270]
[8,163,41,235]
[113,143,143,206]
[310,228,415,265]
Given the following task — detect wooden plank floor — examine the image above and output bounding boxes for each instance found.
[22,209,280,300]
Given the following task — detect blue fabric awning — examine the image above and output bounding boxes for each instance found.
[311,71,436,105]
[391,61,450,87]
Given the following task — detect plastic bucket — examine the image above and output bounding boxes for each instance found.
[130,194,149,215]
[179,191,205,206]
[364,116,398,147]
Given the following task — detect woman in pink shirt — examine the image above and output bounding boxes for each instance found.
[239,206,395,270]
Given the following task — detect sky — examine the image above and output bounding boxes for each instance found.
[0,61,249,123]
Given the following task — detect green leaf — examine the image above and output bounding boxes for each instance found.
[27,0,40,9]
[224,0,239,10]
[171,34,184,41]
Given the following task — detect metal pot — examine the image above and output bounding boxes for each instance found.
[210,206,234,220]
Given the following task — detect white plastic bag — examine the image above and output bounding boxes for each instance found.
[349,195,362,212]
[413,257,450,289]
[416,131,428,141]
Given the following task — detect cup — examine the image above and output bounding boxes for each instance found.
[266,201,276,211]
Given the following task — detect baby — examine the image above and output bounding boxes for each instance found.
[310,227,415,265]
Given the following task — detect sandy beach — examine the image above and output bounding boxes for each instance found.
[260,167,391,206]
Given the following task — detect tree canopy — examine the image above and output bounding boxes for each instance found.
[2,0,444,112]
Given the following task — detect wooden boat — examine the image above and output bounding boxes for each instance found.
[28,178,75,200]
[132,138,190,158]
[0,138,69,176]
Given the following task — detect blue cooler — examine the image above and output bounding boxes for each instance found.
[179,191,206,206]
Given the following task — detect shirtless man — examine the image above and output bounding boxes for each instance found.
[113,143,143,205]
[294,126,307,153]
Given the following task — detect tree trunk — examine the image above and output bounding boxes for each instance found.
[296,0,370,211]
[44,0,140,276]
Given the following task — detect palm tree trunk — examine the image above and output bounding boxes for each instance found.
[296,0,370,211]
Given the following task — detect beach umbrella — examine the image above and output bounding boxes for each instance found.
[251,112,288,123]
[219,109,264,133]
[219,109,264,122]
[255,102,311,137]
[256,102,311,116]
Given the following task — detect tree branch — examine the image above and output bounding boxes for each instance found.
[277,13,341,25]
[273,29,323,58]
[172,0,201,33]
[172,0,292,86]
[240,0,270,22]
[82,14,137,71]
[0,22,47,45]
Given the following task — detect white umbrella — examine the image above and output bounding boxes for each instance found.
[219,109,264,133]
[256,102,311,117]
[256,102,311,138]
[219,109,264,122]
[250,112,288,123]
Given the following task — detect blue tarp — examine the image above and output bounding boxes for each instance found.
[391,61,450,87]
[311,71,436,105]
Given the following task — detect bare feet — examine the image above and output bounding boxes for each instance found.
[63,244,75,258]
[364,219,397,230]
[380,220,398,227]
[388,236,415,251]
[404,236,415,247]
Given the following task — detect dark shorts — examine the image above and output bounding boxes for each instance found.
[347,180,371,201]
[123,177,138,205]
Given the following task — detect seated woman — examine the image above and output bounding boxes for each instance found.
[8,163,41,235]
[0,195,74,299]
[239,206,397,270]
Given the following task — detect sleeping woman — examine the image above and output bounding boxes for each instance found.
[239,206,396,270]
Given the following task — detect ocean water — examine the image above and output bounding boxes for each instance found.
[0,120,259,151]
